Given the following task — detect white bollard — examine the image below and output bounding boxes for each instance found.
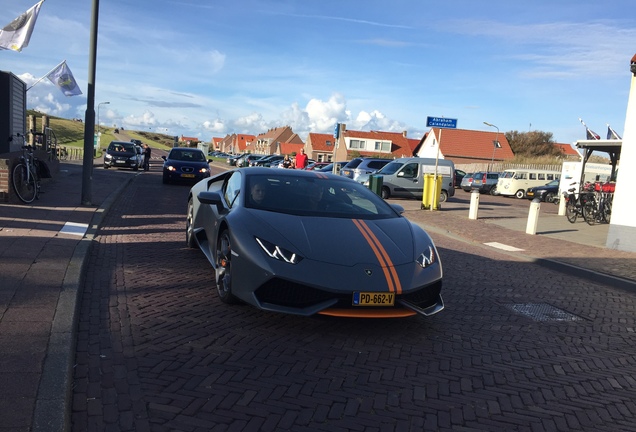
[526,198,541,235]
[557,191,566,216]
[468,189,480,220]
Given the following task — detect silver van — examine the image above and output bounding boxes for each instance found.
[361,157,455,202]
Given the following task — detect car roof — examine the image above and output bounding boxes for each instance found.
[170,147,203,152]
[240,166,345,179]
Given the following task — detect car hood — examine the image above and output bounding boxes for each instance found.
[107,150,136,157]
[165,159,208,168]
[251,211,416,266]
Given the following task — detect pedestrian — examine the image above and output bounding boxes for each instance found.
[282,154,293,169]
[295,148,309,169]
[143,144,152,171]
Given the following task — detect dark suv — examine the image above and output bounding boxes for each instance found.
[340,157,392,182]
[470,171,500,194]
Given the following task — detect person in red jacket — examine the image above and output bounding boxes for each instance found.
[295,148,308,169]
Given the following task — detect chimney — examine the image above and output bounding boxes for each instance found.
[402,131,407,137]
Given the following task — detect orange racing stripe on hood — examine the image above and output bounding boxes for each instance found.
[352,219,403,295]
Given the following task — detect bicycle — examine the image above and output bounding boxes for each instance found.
[10,134,41,203]
[58,146,69,161]
[584,188,613,225]
[563,183,593,224]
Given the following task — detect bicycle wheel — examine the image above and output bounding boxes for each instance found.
[565,201,577,223]
[583,201,597,226]
[600,197,612,223]
[11,163,37,203]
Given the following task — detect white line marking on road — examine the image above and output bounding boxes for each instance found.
[60,222,88,236]
[484,242,525,252]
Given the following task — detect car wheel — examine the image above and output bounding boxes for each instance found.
[216,230,238,304]
[104,165,109,169]
[439,190,448,203]
[489,186,497,195]
[133,166,139,171]
[186,198,197,248]
[545,192,555,203]
[381,186,390,200]
[515,189,525,199]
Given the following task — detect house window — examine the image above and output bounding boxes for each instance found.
[349,139,366,150]
[326,140,332,146]
[374,141,391,152]
[538,173,545,180]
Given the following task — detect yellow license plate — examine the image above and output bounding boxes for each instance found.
[353,292,395,306]
[181,174,195,178]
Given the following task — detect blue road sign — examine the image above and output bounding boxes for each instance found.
[426,117,457,128]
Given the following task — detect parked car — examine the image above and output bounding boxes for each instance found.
[526,179,560,203]
[236,154,265,168]
[130,139,143,146]
[470,172,500,194]
[460,173,475,192]
[317,161,348,174]
[161,147,212,184]
[252,154,284,167]
[454,169,467,188]
[103,140,142,170]
[340,157,392,182]
[226,154,246,166]
[305,162,331,170]
[357,157,456,202]
[186,168,444,318]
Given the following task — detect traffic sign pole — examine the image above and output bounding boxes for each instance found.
[425,117,458,211]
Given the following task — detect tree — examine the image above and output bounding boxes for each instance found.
[505,130,562,158]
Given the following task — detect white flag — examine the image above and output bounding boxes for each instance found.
[0,1,44,52]
[46,61,83,96]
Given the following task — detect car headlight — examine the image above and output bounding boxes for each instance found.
[198,167,209,173]
[416,245,437,268]
[104,154,112,159]
[166,165,176,172]
[129,156,138,162]
[256,237,303,264]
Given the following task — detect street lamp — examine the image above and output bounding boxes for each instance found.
[97,101,110,151]
[483,121,501,173]
[97,101,110,135]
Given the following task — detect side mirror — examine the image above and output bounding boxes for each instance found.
[198,191,226,213]
[390,204,405,214]
[161,155,167,161]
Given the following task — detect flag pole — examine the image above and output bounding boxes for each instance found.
[26,59,65,91]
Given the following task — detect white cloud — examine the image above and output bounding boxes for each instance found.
[304,93,348,132]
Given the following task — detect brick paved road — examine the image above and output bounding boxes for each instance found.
[71,169,636,431]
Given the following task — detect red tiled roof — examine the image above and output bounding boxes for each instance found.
[280,142,304,155]
[180,135,198,142]
[427,128,515,161]
[342,130,415,158]
[554,142,580,157]
[307,133,335,151]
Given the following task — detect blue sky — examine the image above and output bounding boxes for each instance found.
[2,0,635,145]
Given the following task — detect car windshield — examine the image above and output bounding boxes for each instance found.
[343,159,362,169]
[108,143,135,153]
[376,161,402,175]
[245,174,400,219]
[170,150,206,162]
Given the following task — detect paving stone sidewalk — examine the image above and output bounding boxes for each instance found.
[0,159,634,431]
